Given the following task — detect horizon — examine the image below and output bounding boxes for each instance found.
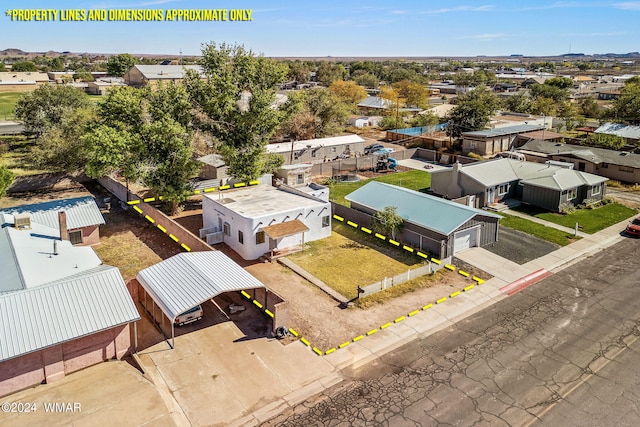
[1,1,640,57]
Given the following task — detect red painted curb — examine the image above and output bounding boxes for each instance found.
[500,269,553,296]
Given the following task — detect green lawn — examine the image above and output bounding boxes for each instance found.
[287,222,423,300]
[330,169,431,206]
[511,202,637,234]
[0,136,51,176]
[499,214,581,246]
[0,92,22,120]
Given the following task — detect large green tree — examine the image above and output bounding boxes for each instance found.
[609,80,640,125]
[0,165,15,199]
[373,206,404,240]
[106,53,137,77]
[445,85,499,138]
[185,42,289,180]
[11,61,37,72]
[15,85,92,135]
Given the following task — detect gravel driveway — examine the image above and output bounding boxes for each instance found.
[482,226,560,265]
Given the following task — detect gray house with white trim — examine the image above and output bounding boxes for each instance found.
[345,181,501,259]
[431,158,607,212]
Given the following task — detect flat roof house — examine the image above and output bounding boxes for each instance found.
[123,64,204,88]
[431,159,607,212]
[0,212,139,397]
[462,124,546,156]
[345,181,501,259]
[0,196,106,246]
[201,184,331,260]
[265,134,365,164]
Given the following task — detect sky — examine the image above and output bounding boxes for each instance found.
[2,0,640,57]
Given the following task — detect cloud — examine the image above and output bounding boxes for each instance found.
[420,5,495,14]
[613,2,640,10]
[515,1,589,11]
[459,33,507,41]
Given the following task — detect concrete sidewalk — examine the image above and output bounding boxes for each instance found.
[242,217,633,426]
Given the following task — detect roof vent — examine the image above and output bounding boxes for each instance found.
[14,213,32,230]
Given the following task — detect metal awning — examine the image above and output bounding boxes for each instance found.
[261,219,309,240]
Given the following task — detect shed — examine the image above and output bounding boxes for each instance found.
[345,181,501,259]
[136,251,267,347]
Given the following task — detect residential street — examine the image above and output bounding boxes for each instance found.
[263,238,640,426]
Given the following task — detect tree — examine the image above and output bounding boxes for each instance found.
[394,80,430,109]
[328,80,367,105]
[185,42,288,181]
[10,61,37,72]
[354,73,378,89]
[303,88,350,137]
[501,92,533,114]
[73,69,95,82]
[0,62,5,72]
[106,53,137,77]
[15,85,92,135]
[373,206,403,240]
[411,112,439,128]
[445,85,499,138]
[609,80,640,125]
[530,83,568,102]
[578,97,600,119]
[584,133,625,150]
[48,57,65,72]
[557,101,580,132]
[0,165,15,199]
[316,62,347,86]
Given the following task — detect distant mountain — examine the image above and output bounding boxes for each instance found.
[0,48,29,56]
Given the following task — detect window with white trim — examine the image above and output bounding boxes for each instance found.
[69,230,82,245]
[591,184,600,196]
[255,231,265,244]
[223,222,230,236]
[238,230,244,244]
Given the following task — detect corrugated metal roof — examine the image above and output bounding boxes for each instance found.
[357,96,393,109]
[0,196,105,231]
[345,181,500,236]
[0,265,140,362]
[136,252,266,322]
[595,122,640,140]
[0,214,23,294]
[462,124,545,138]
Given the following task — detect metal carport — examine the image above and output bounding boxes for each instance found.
[136,251,266,348]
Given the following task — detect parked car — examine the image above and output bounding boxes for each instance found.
[625,217,640,237]
[175,304,204,326]
[364,143,384,154]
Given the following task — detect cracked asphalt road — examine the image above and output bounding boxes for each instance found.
[263,238,640,426]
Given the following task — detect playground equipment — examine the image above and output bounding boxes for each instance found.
[374,155,397,172]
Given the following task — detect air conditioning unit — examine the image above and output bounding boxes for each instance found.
[14,213,32,230]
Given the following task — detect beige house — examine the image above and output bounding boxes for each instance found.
[462,124,546,156]
[124,64,204,88]
[0,72,50,92]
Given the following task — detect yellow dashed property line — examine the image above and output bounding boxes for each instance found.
[219,185,231,190]
[180,243,191,252]
[192,190,201,195]
[325,348,336,355]
[408,309,420,317]
[168,234,179,242]
[252,300,263,309]
[300,337,310,346]
[450,291,461,298]
[157,224,167,233]
[389,239,400,246]
[333,214,344,221]
[234,182,247,188]
[402,245,414,252]
[361,227,372,234]
[203,187,216,193]
[464,284,475,292]
[431,258,441,264]
[133,205,143,214]
[289,328,299,337]
[458,270,470,277]
[375,233,386,240]
[423,303,433,310]
[145,215,155,223]
[417,251,428,258]
[158,196,165,201]
[339,341,350,348]
[264,309,274,318]
[445,264,456,271]
[347,221,358,227]
[436,297,447,304]
[353,335,364,342]
[241,290,251,299]
[249,180,260,185]
[366,329,378,336]
[312,347,323,355]
[127,199,140,205]
[381,322,392,329]
[394,316,405,323]
[473,276,484,284]
[143,197,155,203]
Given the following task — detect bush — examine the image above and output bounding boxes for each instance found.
[559,202,577,214]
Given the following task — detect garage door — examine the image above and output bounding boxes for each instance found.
[454,227,478,253]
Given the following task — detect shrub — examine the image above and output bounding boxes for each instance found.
[559,202,577,214]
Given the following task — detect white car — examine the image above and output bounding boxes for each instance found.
[174,305,204,326]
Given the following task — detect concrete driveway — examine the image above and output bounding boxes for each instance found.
[481,226,560,265]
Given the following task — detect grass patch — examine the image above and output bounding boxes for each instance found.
[287,222,424,300]
[511,202,637,234]
[94,229,163,281]
[330,169,431,206]
[499,213,580,246]
[355,269,445,309]
[0,136,51,176]
[0,92,22,120]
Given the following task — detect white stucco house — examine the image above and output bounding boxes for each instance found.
[201,185,331,260]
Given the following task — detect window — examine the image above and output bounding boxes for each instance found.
[591,185,600,196]
[497,184,509,195]
[238,230,244,244]
[567,188,577,200]
[297,174,304,185]
[600,163,608,169]
[69,230,82,245]
[255,231,265,244]
[322,215,330,227]
[223,222,230,236]
[470,141,477,149]
[619,166,634,173]
[331,147,337,153]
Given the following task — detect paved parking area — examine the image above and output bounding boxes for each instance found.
[482,226,560,264]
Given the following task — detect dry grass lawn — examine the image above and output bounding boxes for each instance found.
[287,222,424,299]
